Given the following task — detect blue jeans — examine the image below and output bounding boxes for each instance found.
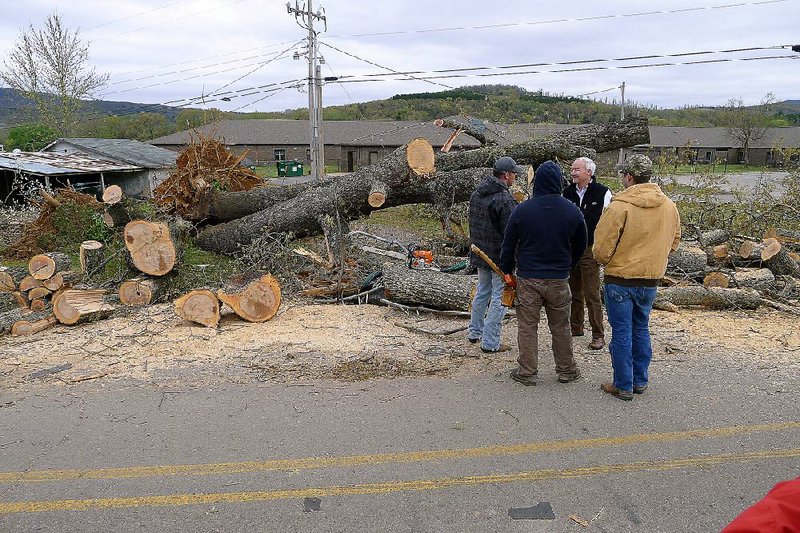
[468,267,507,350]
[604,283,657,392]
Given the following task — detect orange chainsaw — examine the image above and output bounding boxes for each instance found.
[470,244,516,307]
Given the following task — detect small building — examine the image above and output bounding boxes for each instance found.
[42,138,177,197]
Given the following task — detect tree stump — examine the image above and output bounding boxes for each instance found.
[28,252,71,280]
[79,240,106,277]
[734,268,775,292]
[217,274,281,323]
[52,289,115,326]
[102,184,123,205]
[175,290,220,328]
[654,286,761,310]
[124,220,177,276]
[382,261,477,311]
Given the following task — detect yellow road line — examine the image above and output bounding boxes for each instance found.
[1,421,798,484]
[1,447,798,514]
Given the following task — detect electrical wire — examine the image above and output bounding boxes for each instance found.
[82,1,191,32]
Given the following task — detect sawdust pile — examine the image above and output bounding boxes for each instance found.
[153,133,263,219]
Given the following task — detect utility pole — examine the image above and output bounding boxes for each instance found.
[618,81,626,165]
[288,1,326,182]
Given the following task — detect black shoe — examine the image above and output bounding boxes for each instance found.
[571,331,584,337]
[467,337,479,344]
[633,385,648,394]
[510,368,537,386]
[558,371,582,383]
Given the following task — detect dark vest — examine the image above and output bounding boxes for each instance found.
[563,179,609,246]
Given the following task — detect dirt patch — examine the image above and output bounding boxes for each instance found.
[1,303,798,389]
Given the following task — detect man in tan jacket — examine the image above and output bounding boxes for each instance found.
[592,154,680,401]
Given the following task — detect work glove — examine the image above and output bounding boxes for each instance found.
[503,273,517,288]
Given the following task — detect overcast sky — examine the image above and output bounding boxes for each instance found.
[0,0,798,116]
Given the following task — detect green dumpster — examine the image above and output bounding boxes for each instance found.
[276,160,303,177]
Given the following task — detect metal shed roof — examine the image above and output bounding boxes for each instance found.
[43,138,177,168]
[0,151,140,176]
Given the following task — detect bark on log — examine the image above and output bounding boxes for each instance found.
[667,243,708,277]
[761,239,800,278]
[1,291,28,313]
[52,289,115,326]
[699,229,730,247]
[28,252,71,280]
[119,278,165,306]
[217,273,281,322]
[434,117,497,146]
[79,240,105,277]
[174,289,220,328]
[124,220,177,276]
[207,183,313,223]
[11,315,57,336]
[654,286,761,310]
[382,261,477,311]
[734,268,776,291]
[705,244,730,266]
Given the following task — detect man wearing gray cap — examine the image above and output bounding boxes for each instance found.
[593,154,681,401]
[467,156,521,353]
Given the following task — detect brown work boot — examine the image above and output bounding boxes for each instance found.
[557,371,581,383]
[571,330,584,337]
[510,368,537,386]
[600,382,633,401]
[588,337,605,350]
[481,343,511,354]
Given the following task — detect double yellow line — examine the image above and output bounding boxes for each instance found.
[0,421,797,514]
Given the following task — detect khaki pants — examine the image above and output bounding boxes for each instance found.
[516,277,578,378]
[569,247,605,339]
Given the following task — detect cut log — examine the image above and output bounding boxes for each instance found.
[79,240,106,277]
[28,252,71,280]
[1,291,28,313]
[103,203,133,228]
[52,289,115,326]
[764,227,800,245]
[11,315,58,336]
[382,261,477,311]
[654,286,761,310]
[27,286,51,301]
[123,220,177,276]
[29,299,48,312]
[174,289,220,328]
[368,181,388,208]
[734,268,776,291]
[42,271,65,291]
[699,229,730,247]
[0,266,28,291]
[0,271,15,292]
[406,137,436,175]
[217,273,281,323]
[1,308,32,335]
[703,271,730,288]
[19,276,43,293]
[667,243,707,277]
[761,238,800,277]
[102,184,123,205]
[119,278,164,306]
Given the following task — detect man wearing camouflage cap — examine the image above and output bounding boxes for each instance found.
[592,154,681,401]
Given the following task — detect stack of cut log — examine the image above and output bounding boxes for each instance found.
[0,252,81,336]
[654,228,800,312]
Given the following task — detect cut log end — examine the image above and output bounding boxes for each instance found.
[102,184,123,205]
[175,290,220,328]
[53,289,115,326]
[28,253,71,280]
[124,220,177,276]
[703,271,730,288]
[119,279,155,306]
[217,274,281,323]
[406,138,435,175]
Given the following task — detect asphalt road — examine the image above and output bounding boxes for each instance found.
[1,356,797,532]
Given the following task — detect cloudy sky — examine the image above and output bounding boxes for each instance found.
[0,0,797,115]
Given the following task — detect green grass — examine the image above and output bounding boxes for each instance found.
[360,205,445,241]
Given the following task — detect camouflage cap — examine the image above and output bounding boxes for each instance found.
[615,154,653,178]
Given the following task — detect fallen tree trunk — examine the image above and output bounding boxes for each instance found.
[761,238,800,278]
[654,286,761,310]
[667,243,708,277]
[217,273,281,322]
[382,261,477,311]
[196,118,650,251]
[733,268,775,291]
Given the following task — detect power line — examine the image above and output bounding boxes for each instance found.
[327,0,786,39]
[82,1,191,32]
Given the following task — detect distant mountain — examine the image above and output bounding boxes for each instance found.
[0,87,186,128]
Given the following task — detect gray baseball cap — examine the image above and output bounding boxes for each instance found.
[494,156,525,174]
[615,154,653,178]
